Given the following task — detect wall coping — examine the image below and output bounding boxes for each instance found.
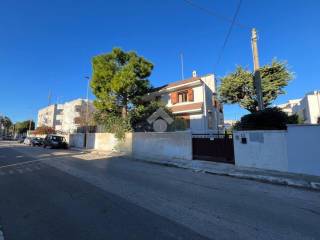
[287,124,320,127]
[233,130,287,133]
[133,131,191,135]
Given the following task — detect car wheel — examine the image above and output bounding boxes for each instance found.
[43,145,46,148]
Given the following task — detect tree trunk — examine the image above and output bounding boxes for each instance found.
[121,94,128,118]
[121,106,127,118]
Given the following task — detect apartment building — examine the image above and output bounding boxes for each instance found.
[278,91,320,124]
[37,98,95,133]
[145,71,224,133]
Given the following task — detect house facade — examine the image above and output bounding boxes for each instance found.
[145,71,224,134]
[37,98,95,133]
[278,91,320,124]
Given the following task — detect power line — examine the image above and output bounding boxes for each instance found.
[215,0,243,67]
[182,0,249,29]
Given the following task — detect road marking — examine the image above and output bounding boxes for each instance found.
[0,158,52,170]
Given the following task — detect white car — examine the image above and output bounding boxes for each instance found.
[23,137,33,145]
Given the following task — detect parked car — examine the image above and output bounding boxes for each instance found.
[31,137,44,147]
[43,135,68,149]
[23,137,33,145]
[3,135,13,140]
[18,136,26,143]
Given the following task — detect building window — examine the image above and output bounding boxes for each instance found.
[74,105,81,112]
[56,109,63,115]
[178,91,188,103]
[174,114,190,130]
[55,120,62,125]
[74,117,81,124]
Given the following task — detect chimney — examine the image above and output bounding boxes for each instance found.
[192,70,197,78]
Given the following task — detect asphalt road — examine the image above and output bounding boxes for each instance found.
[0,141,319,240]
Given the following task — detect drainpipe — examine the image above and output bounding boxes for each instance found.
[316,91,320,123]
[202,82,207,134]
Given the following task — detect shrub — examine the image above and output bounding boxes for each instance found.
[96,112,132,140]
[33,126,56,135]
[235,107,298,130]
[129,101,173,132]
[168,118,188,131]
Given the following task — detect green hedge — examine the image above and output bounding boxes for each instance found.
[234,107,298,130]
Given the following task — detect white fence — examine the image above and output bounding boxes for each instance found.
[234,124,320,176]
[69,125,320,177]
[286,125,320,176]
[132,132,192,161]
[233,130,288,171]
[68,131,192,161]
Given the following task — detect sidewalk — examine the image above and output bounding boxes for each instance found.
[68,146,320,191]
[134,157,320,191]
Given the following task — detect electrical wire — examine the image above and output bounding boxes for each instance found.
[182,0,249,29]
[215,0,243,67]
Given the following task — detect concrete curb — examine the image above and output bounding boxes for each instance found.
[65,148,320,191]
[134,158,320,191]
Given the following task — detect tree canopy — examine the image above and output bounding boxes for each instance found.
[14,120,35,134]
[0,116,12,129]
[219,60,293,113]
[91,48,154,118]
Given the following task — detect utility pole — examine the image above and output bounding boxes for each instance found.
[28,119,32,131]
[251,28,264,111]
[86,77,89,126]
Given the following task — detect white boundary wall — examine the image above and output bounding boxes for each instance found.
[68,132,192,161]
[287,125,320,176]
[233,130,288,171]
[132,132,192,161]
[234,125,320,176]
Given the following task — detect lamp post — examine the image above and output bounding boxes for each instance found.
[84,76,90,148]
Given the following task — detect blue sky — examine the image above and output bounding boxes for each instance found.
[0,0,319,122]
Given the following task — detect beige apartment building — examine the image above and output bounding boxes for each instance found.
[37,98,95,133]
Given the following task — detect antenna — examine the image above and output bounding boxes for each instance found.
[180,53,185,80]
[48,90,52,106]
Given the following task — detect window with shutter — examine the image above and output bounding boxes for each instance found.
[187,89,194,101]
[171,92,178,104]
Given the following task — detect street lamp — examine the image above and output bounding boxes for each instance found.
[84,76,90,148]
